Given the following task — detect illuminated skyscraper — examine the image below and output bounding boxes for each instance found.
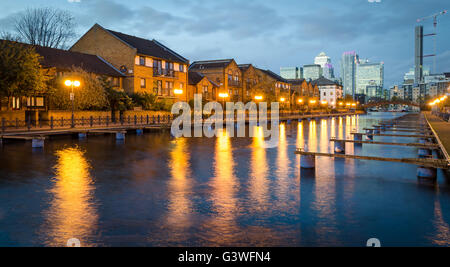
[280,67,299,79]
[340,51,359,97]
[356,61,384,95]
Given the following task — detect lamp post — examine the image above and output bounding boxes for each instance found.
[64,79,80,128]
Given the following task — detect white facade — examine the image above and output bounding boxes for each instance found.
[319,84,343,108]
[314,52,331,67]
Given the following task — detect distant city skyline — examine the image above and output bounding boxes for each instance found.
[0,0,449,89]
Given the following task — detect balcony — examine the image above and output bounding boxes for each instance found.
[228,80,242,87]
[153,68,177,78]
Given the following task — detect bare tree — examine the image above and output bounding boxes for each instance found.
[14,7,75,48]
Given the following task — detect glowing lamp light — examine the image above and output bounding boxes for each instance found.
[280,97,285,102]
[219,93,229,98]
[73,80,81,87]
[339,102,343,106]
[321,100,327,105]
[351,103,356,107]
[298,99,303,103]
[174,89,183,95]
[309,100,316,104]
[64,80,73,86]
[346,103,351,106]
[255,95,263,100]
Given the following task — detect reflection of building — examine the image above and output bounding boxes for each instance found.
[340,51,359,98]
[303,64,322,80]
[315,77,343,108]
[366,85,383,99]
[71,23,189,100]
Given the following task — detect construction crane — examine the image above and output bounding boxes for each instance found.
[416,10,448,74]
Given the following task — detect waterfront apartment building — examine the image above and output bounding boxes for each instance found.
[316,77,343,108]
[238,64,260,102]
[188,71,219,101]
[356,62,384,95]
[255,68,291,103]
[70,24,190,101]
[280,67,299,79]
[303,64,322,80]
[189,59,243,102]
[340,51,359,98]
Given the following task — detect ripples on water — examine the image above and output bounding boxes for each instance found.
[0,112,449,246]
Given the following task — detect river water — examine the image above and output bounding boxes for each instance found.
[0,112,449,246]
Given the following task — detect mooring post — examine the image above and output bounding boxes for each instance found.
[116,131,125,140]
[78,132,87,139]
[300,154,316,169]
[334,140,346,154]
[32,138,44,148]
[136,129,143,135]
[417,166,437,180]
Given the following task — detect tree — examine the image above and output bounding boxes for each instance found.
[47,67,109,110]
[0,40,47,109]
[13,7,75,49]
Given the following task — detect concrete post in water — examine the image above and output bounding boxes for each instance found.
[334,140,345,154]
[300,154,315,169]
[373,125,381,134]
[418,148,432,158]
[116,132,125,140]
[366,129,374,140]
[136,129,143,135]
[417,166,437,180]
[78,133,87,139]
[32,138,44,148]
[354,133,363,141]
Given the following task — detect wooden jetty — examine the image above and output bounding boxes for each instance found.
[329,138,439,148]
[363,128,430,133]
[295,149,448,169]
[351,132,434,138]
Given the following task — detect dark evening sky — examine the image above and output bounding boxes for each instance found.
[1,0,449,88]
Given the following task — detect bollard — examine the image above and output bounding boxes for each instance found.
[300,154,315,169]
[116,132,125,140]
[334,140,346,154]
[136,129,143,135]
[32,138,44,148]
[78,133,87,139]
[417,166,437,180]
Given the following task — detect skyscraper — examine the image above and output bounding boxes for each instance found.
[303,64,322,80]
[415,25,423,83]
[280,67,299,79]
[340,51,359,97]
[356,62,384,95]
[314,52,335,79]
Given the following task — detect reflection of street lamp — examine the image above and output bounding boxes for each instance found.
[254,95,263,101]
[65,79,80,128]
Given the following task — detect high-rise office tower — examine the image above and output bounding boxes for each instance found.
[340,51,359,97]
[415,25,423,83]
[356,61,384,95]
[303,64,322,80]
[314,52,335,79]
[280,67,299,79]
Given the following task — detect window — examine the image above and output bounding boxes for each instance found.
[139,56,146,66]
[141,78,146,88]
[323,92,326,96]
[12,97,20,110]
[203,85,208,93]
[179,64,184,72]
[228,70,233,82]
[153,60,162,76]
[153,80,162,95]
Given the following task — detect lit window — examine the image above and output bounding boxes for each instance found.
[141,78,146,88]
[139,56,145,66]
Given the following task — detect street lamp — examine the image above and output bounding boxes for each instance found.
[64,79,80,128]
[254,95,263,101]
[219,92,229,109]
[174,89,183,95]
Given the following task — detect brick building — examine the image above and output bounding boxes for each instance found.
[70,24,189,101]
[189,59,243,102]
[188,71,219,101]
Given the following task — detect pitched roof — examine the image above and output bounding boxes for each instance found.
[188,71,205,85]
[257,68,288,83]
[286,78,306,85]
[188,71,219,87]
[104,27,189,64]
[238,64,252,72]
[313,77,340,86]
[1,40,124,77]
[189,59,234,70]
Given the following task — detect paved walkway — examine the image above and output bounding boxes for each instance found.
[423,111,450,162]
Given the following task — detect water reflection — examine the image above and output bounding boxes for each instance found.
[41,147,98,246]
[275,123,289,204]
[249,126,269,210]
[207,129,239,244]
[167,138,192,230]
[430,196,450,246]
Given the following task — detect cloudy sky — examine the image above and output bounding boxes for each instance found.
[1,0,449,88]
